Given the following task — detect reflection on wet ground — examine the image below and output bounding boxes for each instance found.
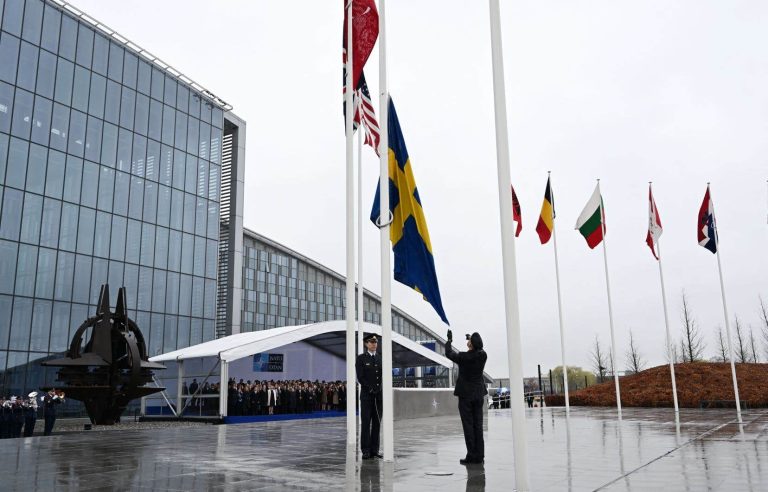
[1,407,766,490]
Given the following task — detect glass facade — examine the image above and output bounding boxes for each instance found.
[241,230,450,386]
[0,0,228,397]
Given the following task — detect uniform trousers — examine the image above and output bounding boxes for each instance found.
[360,392,382,455]
[458,397,484,461]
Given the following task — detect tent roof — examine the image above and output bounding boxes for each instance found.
[150,320,453,368]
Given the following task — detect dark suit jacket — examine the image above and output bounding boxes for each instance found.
[445,342,488,399]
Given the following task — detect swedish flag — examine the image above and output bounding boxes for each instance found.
[371,98,449,325]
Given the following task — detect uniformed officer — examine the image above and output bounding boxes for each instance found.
[445,330,487,465]
[355,333,382,459]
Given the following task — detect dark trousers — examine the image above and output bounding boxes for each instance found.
[458,397,484,460]
[360,394,382,454]
[44,415,56,436]
[23,416,36,437]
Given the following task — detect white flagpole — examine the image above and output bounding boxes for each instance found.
[597,179,622,419]
[709,184,743,424]
[549,172,569,413]
[488,2,530,489]
[344,0,357,447]
[357,111,365,434]
[378,0,394,463]
[650,183,680,420]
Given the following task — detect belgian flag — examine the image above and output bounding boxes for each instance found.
[536,177,555,244]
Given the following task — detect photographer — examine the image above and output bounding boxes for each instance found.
[445,330,487,465]
[355,333,383,460]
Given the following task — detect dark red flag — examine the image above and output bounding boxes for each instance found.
[342,0,379,88]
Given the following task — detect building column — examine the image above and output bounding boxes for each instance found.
[219,360,229,417]
[416,366,423,388]
[176,360,185,416]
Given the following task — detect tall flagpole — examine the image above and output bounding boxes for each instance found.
[344,0,357,447]
[709,184,742,424]
[378,0,394,463]
[597,179,622,419]
[549,172,569,413]
[650,183,679,420]
[489,2,530,489]
[357,114,365,431]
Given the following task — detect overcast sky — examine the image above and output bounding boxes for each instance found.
[71,0,768,379]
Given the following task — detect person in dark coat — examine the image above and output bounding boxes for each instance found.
[23,392,38,437]
[43,389,64,436]
[355,333,383,459]
[445,330,488,465]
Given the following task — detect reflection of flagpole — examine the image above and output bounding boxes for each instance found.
[344,0,357,447]
[378,0,394,463]
[550,172,569,413]
[489,1,530,489]
[650,183,680,421]
[709,184,742,424]
[597,180,622,420]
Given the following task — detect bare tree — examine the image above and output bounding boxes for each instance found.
[679,291,705,362]
[733,316,749,363]
[714,325,728,362]
[591,335,608,383]
[749,326,759,363]
[625,330,645,374]
[760,297,768,359]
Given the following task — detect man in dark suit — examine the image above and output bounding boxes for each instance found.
[445,330,487,465]
[355,333,383,459]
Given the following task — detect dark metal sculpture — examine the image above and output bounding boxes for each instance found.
[43,284,165,424]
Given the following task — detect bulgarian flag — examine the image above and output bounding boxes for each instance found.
[575,183,605,249]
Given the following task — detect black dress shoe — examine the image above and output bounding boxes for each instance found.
[372,453,384,459]
[459,458,471,465]
[362,452,372,460]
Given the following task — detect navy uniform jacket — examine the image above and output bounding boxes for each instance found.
[445,342,488,400]
[355,352,382,400]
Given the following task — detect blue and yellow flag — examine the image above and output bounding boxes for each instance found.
[371,98,449,325]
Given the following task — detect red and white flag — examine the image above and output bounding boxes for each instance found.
[646,185,663,259]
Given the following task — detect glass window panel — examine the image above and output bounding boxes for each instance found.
[107,43,124,83]
[54,57,74,106]
[182,193,195,233]
[76,207,95,255]
[161,105,175,145]
[140,222,155,266]
[184,155,197,194]
[81,161,99,208]
[72,66,90,113]
[160,315,176,351]
[123,263,138,308]
[0,187,23,240]
[192,276,204,317]
[165,271,179,314]
[41,5,61,53]
[93,211,111,258]
[2,0,22,35]
[72,254,91,303]
[108,260,123,294]
[22,0,44,44]
[156,184,171,228]
[49,102,69,152]
[197,159,208,198]
[58,202,78,252]
[50,302,71,352]
[123,52,138,89]
[15,244,38,296]
[88,72,106,118]
[195,197,207,237]
[127,175,143,219]
[0,81,13,134]
[0,33,20,84]
[39,198,61,248]
[119,87,136,130]
[110,215,126,261]
[100,122,118,167]
[146,313,162,355]
[181,233,193,274]
[176,316,189,348]
[205,239,217,279]
[36,50,56,99]
[113,171,129,216]
[207,201,218,239]
[92,33,108,75]
[137,266,152,311]
[203,279,215,318]
[54,251,74,301]
[176,85,188,114]
[11,88,33,139]
[116,128,132,171]
[188,93,200,120]
[0,240,18,294]
[170,188,183,230]
[90,258,108,304]
[137,60,151,95]
[154,226,168,270]
[143,180,157,222]
[35,248,56,299]
[178,274,192,316]
[97,166,115,212]
[150,68,164,101]
[84,115,102,163]
[146,139,160,182]
[75,23,94,68]
[125,219,141,264]
[31,95,52,146]
[20,192,43,244]
[104,80,120,124]
[174,112,187,151]
[25,143,46,194]
[163,75,177,107]
[58,15,77,61]
[185,116,200,157]
[134,93,149,136]
[17,42,39,92]
[152,269,166,312]
[62,155,82,203]
[200,101,212,124]
[131,134,146,177]
[189,318,202,345]
[172,150,185,190]
[30,299,52,350]
[158,144,172,186]
[193,236,205,277]
[167,229,181,272]
[9,297,32,350]
[148,99,163,141]
[198,122,210,161]
[68,109,86,157]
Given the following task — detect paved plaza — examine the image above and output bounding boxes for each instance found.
[2,407,767,491]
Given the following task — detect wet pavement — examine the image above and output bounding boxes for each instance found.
[1,406,766,491]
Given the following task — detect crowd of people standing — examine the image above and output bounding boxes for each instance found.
[0,389,65,438]
[224,379,347,417]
